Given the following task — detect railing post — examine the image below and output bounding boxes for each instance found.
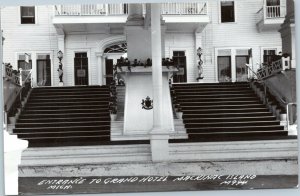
[105,4,109,15]
[19,68,23,86]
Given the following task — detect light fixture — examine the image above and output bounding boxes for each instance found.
[57,50,64,83]
[57,50,63,61]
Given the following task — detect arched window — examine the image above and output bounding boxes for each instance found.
[104,43,127,54]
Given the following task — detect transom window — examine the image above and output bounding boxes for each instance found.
[104,43,127,54]
[21,6,35,24]
[220,1,235,23]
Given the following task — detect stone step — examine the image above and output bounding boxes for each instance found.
[22,108,110,115]
[186,125,284,133]
[15,121,110,128]
[184,121,280,128]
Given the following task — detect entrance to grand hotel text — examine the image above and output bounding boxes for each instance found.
[74,52,89,85]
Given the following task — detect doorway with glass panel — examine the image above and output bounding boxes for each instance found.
[217,49,250,83]
[74,52,89,86]
[36,54,51,86]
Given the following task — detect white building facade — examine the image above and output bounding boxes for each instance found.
[1,0,287,87]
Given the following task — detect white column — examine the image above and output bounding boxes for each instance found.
[96,52,103,86]
[151,4,163,131]
[0,7,6,196]
[128,4,143,21]
[150,3,169,162]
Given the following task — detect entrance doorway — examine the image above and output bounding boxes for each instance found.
[74,52,89,85]
[172,51,187,83]
[36,54,51,86]
[217,56,231,82]
[236,56,249,82]
[105,59,114,85]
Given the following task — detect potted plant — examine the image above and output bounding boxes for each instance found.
[9,116,16,124]
[110,103,117,121]
[175,104,183,119]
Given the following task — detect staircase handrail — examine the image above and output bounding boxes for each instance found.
[245,63,297,128]
[6,69,32,123]
[245,63,261,82]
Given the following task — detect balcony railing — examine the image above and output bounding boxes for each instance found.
[54,2,208,16]
[257,5,286,22]
[161,2,207,15]
[55,4,129,16]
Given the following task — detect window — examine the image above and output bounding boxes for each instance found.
[18,53,32,83]
[266,0,280,6]
[263,49,277,65]
[21,6,35,24]
[221,1,235,23]
[18,54,32,70]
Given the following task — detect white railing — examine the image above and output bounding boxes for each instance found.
[55,4,128,16]
[265,5,286,18]
[256,57,291,80]
[161,2,207,15]
[55,2,208,16]
[257,5,286,22]
[4,64,21,86]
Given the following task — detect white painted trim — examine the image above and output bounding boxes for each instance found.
[72,49,91,86]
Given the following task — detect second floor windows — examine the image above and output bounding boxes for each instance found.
[21,6,35,24]
[221,1,235,23]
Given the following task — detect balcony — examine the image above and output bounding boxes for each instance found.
[256,5,286,32]
[53,3,209,33]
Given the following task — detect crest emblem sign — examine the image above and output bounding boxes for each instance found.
[141,96,153,110]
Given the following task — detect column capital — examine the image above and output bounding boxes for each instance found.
[95,52,104,57]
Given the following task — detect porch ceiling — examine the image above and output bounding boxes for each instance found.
[55,22,208,34]
[56,23,125,34]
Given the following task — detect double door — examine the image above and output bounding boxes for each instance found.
[218,56,249,82]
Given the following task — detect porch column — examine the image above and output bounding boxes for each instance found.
[150,3,169,162]
[127,4,143,21]
[96,52,104,86]
[0,8,5,195]
[57,35,65,86]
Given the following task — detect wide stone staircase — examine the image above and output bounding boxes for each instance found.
[170,82,296,143]
[12,86,112,147]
